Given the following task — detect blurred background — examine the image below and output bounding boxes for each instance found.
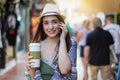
[0,0,120,80]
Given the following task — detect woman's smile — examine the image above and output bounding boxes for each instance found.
[48,30,56,34]
[43,15,60,37]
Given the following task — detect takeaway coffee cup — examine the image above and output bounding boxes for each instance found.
[29,43,41,68]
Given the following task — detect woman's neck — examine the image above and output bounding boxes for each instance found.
[45,36,59,43]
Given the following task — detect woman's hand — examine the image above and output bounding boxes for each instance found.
[58,22,71,75]
[27,52,35,78]
[27,52,33,69]
[59,22,68,40]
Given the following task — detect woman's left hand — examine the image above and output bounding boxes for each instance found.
[59,22,68,40]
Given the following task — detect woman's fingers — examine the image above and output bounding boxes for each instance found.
[27,55,33,68]
[27,56,33,66]
[27,52,30,56]
[27,56,33,60]
[27,59,35,68]
[27,52,37,68]
[59,22,68,34]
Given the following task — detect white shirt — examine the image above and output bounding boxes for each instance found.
[104,23,120,54]
[78,28,91,46]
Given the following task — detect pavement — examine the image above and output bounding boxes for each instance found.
[0,50,27,80]
[0,48,102,80]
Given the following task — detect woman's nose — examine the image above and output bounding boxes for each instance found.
[49,23,54,29]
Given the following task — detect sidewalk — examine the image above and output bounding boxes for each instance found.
[0,50,27,80]
[0,48,102,80]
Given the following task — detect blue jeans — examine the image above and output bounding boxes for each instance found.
[117,60,120,80]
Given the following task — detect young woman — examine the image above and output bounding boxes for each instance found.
[26,3,77,80]
[76,19,91,80]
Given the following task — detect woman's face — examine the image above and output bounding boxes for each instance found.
[42,15,60,38]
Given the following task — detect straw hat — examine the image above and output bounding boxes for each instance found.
[40,3,65,19]
[13,0,20,3]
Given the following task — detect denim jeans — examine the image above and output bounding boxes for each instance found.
[117,60,120,80]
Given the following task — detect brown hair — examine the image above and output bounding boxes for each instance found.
[83,19,90,29]
[105,15,114,23]
[31,15,71,52]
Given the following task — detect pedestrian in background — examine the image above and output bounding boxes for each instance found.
[31,9,40,37]
[76,19,91,80]
[84,17,114,80]
[104,15,120,79]
[104,15,120,62]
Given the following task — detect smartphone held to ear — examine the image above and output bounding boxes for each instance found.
[59,22,63,27]
[58,23,63,35]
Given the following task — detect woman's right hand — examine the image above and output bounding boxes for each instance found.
[27,52,35,78]
[27,52,33,69]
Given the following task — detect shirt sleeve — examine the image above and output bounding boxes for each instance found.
[25,66,43,80]
[34,70,43,80]
[68,38,77,67]
[25,66,33,80]
[108,31,114,45]
[85,34,91,46]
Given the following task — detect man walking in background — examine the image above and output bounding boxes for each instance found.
[104,15,120,61]
[104,15,120,80]
[84,17,114,80]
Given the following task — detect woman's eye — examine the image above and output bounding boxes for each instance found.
[53,21,57,24]
[53,20,59,24]
[43,22,48,25]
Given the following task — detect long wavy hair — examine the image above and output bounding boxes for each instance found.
[31,15,71,52]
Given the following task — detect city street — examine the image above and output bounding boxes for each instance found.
[0,0,119,80]
[0,49,102,80]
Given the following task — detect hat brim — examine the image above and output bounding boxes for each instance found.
[39,12,66,20]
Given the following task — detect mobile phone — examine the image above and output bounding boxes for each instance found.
[59,23,62,35]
